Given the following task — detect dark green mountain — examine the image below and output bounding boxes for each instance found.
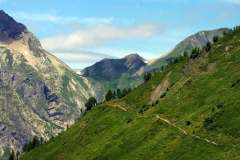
[82,54,146,101]
[21,26,240,160]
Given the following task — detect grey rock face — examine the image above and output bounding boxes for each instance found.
[151,28,230,68]
[169,28,230,57]
[0,11,93,159]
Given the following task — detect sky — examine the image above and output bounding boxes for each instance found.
[0,0,240,69]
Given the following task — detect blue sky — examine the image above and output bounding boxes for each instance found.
[1,0,240,69]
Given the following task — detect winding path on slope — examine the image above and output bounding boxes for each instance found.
[109,103,221,147]
[155,115,219,146]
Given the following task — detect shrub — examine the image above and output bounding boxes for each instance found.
[138,105,149,114]
[203,117,214,128]
[127,118,133,123]
[85,97,97,111]
[23,136,42,152]
[143,73,152,82]
[186,121,191,126]
[190,48,201,59]
[204,42,211,52]
[105,90,113,101]
[213,36,219,43]
[116,88,122,98]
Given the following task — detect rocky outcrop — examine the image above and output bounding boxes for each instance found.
[0,10,94,159]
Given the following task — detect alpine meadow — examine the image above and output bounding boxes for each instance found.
[0,1,240,160]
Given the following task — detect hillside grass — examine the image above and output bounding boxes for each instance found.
[21,29,240,160]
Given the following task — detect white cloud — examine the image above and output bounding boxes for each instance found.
[52,50,115,69]
[42,23,161,50]
[10,11,113,24]
[53,50,115,63]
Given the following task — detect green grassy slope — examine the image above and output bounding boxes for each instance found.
[21,28,240,160]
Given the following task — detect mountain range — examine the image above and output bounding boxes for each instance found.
[82,28,229,101]
[21,25,240,160]
[0,10,238,160]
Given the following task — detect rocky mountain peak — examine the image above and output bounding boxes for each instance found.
[123,53,146,71]
[82,53,146,82]
[124,53,144,61]
[0,10,27,41]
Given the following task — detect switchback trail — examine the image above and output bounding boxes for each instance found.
[111,103,221,147]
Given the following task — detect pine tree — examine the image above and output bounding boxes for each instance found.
[213,36,218,43]
[116,88,122,98]
[143,73,152,82]
[105,90,113,101]
[122,89,128,97]
[190,48,201,59]
[205,41,211,52]
[85,97,97,111]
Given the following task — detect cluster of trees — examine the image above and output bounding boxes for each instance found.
[183,35,221,60]
[84,88,132,111]
[233,25,240,32]
[85,97,97,111]
[105,88,132,101]
[143,73,152,83]
[23,136,43,152]
[190,48,201,59]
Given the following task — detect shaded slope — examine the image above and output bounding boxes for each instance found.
[21,27,240,160]
[82,54,146,101]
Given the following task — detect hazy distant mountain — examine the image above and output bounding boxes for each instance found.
[0,10,94,159]
[151,28,230,68]
[81,54,146,101]
[82,54,146,80]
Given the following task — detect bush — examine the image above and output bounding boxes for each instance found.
[203,117,214,128]
[190,48,201,59]
[23,136,42,152]
[85,97,97,111]
[233,25,240,32]
[204,42,211,52]
[138,105,149,114]
[127,118,133,123]
[186,121,191,126]
[143,73,152,82]
[105,90,113,101]
[116,88,122,98]
[213,36,219,43]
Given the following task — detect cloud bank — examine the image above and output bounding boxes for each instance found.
[52,50,116,69]
[42,23,161,50]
